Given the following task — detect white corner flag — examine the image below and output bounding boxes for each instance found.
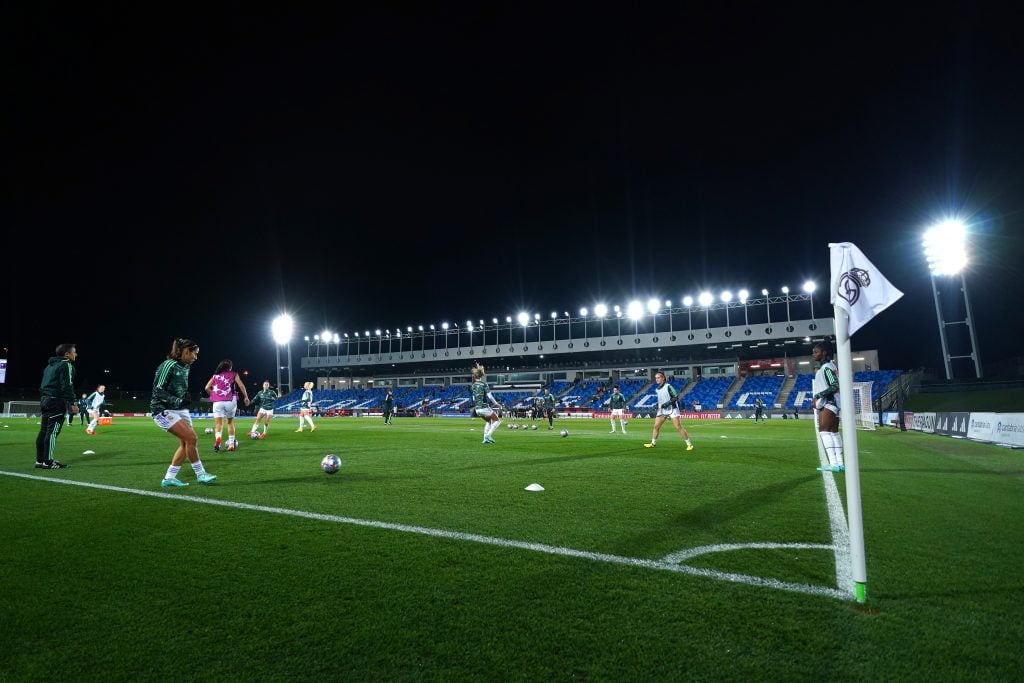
[826,242,903,604]
[829,242,904,335]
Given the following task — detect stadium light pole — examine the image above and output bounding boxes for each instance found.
[665,300,672,333]
[579,307,588,341]
[923,218,982,378]
[614,305,622,337]
[721,291,733,326]
[517,312,529,345]
[304,335,310,355]
[781,286,791,322]
[271,314,294,395]
[441,323,449,350]
[698,291,713,328]
[595,303,608,338]
[803,281,817,319]
[646,298,660,334]
[739,289,750,326]
[321,329,332,357]
[344,333,350,359]
[762,289,771,324]
[430,324,436,351]
[683,296,694,332]
[627,300,644,336]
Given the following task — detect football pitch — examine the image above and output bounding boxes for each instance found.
[1,416,1022,680]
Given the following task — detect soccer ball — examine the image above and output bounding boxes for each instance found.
[249,431,260,440]
[204,427,213,435]
[531,424,537,431]
[560,429,569,438]
[507,423,513,429]
[512,424,519,430]
[321,454,342,474]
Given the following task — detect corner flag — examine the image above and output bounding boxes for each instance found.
[826,242,903,604]
[829,242,904,335]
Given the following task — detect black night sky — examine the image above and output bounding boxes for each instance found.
[6,5,1024,393]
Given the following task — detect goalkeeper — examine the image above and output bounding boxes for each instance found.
[644,372,694,451]
[151,338,217,488]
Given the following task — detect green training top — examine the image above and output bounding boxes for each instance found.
[609,393,627,409]
[40,356,75,404]
[251,389,279,411]
[472,380,492,409]
[151,359,191,414]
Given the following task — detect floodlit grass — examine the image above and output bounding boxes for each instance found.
[1,415,1022,679]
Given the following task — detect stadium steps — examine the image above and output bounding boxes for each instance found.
[718,377,745,409]
[776,374,798,408]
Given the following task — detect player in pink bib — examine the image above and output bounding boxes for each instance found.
[204,359,250,452]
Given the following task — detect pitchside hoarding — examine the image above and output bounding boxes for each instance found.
[992,414,1024,447]
[935,412,970,438]
[911,411,1024,448]
[911,412,936,433]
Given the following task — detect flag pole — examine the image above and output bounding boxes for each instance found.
[834,304,868,603]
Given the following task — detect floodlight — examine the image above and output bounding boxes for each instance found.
[738,289,749,302]
[396,330,401,337]
[271,315,294,345]
[923,219,968,275]
[364,331,369,336]
[354,332,359,338]
[563,311,569,317]
[430,324,435,330]
[665,300,672,308]
[505,316,512,323]
[441,323,449,330]
[698,292,713,307]
[333,333,340,343]
[375,329,381,336]
[721,291,732,303]
[466,321,473,329]
[781,286,790,294]
[321,329,331,341]
[580,307,588,316]
[303,335,309,341]
[613,305,621,312]
[682,296,694,307]
[517,312,530,326]
[761,288,769,296]
[407,326,412,332]
[479,320,484,326]
[418,325,423,331]
[627,300,644,320]
[551,312,558,319]
[646,298,660,314]
[534,313,540,321]
[594,303,608,317]
[344,333,348,338]
[313,334,320,341]
[803,281,816,293]
[616,310,623,317]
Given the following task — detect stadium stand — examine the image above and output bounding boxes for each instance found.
[679,377,733,410]
[785,370,902,408]
[727,375,785,409]
[587,377,648,409]
[630,379,688,411]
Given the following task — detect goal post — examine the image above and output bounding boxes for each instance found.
[850,381,876,431]
[3,401,42,417]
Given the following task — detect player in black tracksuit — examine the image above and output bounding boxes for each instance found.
[383,389,394,425]
[36,343,79,468]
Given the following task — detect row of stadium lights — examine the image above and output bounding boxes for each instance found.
[271,282,818,351]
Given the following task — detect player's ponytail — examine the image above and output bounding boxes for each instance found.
[471,363,485,380]
[168,338,199,360]
[215,359,233,373]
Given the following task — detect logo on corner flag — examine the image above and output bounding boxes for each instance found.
[837,268,870,306]
[829,242,904,336]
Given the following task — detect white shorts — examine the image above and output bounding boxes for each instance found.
[257,408,275,418]
[817,401,840,416]
[611,409,625,417]
[213,400,238,418]
[475,407,495,418]
[657,406,681,419]
[153,409,192,431]
[89,408,101,419]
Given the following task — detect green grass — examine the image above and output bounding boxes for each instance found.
[1,416,1022,680]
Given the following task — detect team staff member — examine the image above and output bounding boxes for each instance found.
[152,338,216,487]
[248,381,279,438]
[383,389,395,425]
[644,372,694,451]
[542,387,557,430]
[35,343,79,469]
[608,386,628,434]
[69,393,89,426]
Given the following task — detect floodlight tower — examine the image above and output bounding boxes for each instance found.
[923,219,982,379]
[271,314,294,395]
[627,300,644,336]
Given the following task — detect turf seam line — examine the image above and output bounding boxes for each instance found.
[0,470,849,601]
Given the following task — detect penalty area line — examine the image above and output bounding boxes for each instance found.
[0,470,848,600]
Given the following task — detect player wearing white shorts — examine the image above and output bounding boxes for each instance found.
[249,381,279,438]
[471,363,502,444]
[204,359,251,452]
[644,372,694,450]
[151,338,216,488]
[85,384,105,434]
[608,386,628,434]
[295,381,316,432]
[812,340,844,472]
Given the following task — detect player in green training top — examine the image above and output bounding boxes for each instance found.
[152,338,217,488]
[608,386,628,434]
[542,387,557,430]
[248,380,279,439]
[471,363,503,444]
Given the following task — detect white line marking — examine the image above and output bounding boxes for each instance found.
[661,542,836,564]
[815,433,855,598]
[1,470,847,600]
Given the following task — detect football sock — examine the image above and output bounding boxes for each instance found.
[305,415,315,428]
[820,431,838,467]
[297,417,304,430]
[483,422,494,438]
[191,460,207,476]
[215,431,222,443]
[250,421,259,433]
[829,432,845,466]
[650,439,657,446]
[228,435,236,445]
[609,418,615,431]
[685,439,692,446]
[620,419,627,431]
[164,465,181,480]
[88,419,98,431]
[262,425,268,433]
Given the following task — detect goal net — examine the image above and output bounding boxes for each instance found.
[3,401,42,417]
[850,381,876,431]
